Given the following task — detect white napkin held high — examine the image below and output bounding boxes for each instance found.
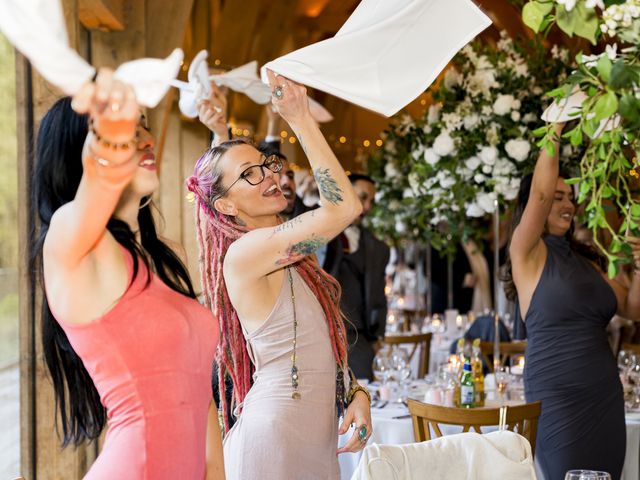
[0,0,183,108]
[261,0,491,117]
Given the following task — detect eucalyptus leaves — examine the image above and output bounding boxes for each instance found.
[521,0,640,274]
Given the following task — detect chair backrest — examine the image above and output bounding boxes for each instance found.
[407,399,541,457]
[479,341,527,373]
[621,342,640,356]
[384,333,432,378]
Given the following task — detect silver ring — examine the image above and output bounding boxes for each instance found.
[357,425,368,443]
[273,85,285,99]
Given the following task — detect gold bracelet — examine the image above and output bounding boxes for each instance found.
[347,384,371,405]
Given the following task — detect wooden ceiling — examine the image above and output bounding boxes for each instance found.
[177,0,586,170]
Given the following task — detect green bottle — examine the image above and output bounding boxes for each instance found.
[460,360,475,408]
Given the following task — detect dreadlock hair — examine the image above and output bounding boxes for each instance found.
[186,139,348,432]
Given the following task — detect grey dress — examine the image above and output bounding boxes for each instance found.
[223,269,340,480]
[523,235,625,479]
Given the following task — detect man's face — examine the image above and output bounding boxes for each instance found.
[279,159,296,215]
[352,179,376,225]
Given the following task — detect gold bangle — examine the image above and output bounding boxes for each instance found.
[347,384,371,405]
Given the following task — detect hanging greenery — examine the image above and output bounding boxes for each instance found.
[521,0,640,275]
[368,32,576,254]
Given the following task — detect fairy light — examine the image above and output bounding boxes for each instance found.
[243,129,250,136]
[280,130,288,138]
[339,136,347,144]
[363,140,370,147]
[214,59,221,66]
[376,139,383,147]
[289,136,297,144]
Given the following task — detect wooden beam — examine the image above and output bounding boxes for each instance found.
[78,0,125,31]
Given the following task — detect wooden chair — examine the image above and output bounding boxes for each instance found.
[384,332,432,378]
[407,399,542,456]
[621,342,640,355]
[479,341,527,373]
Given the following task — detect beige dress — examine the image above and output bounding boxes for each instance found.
[223,269,340,480]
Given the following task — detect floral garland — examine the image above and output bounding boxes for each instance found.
[521,0,640,275]
[368,33,576,252]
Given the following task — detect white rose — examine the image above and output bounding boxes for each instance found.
[395,219,407,233]
[522,113,537,123]
[482,164,493,174]
[463,114,480,130]
[412,146,425,160]
[512,99,521,110]
[384,162,399,178]
[427,104,442,124]
[505,138,531,162]
[493,94,515,115]
[466,203,485,218]
[444,68,462,89]
[433,131,455,157]
[403,188,415,199]
[478,146,498,165]
[511,111,521,122]
[465,156,481,170]
[459,167,473,180]
[423,148,441,166]
[437,171,456,189]
[477,192,497,213]
[482,105,493,116]
[474,173,486,184]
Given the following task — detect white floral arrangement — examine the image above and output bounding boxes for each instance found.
[368,33,576,250]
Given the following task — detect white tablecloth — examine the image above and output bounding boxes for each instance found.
[339,405,640,480]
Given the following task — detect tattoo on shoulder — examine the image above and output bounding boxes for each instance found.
[275,235,328,266]
[314,168,343,205]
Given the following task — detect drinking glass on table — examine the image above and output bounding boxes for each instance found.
[564,470,611,480]
[495,366,510,404]
[391,347,411,402]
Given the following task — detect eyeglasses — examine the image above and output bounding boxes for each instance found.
[218,154,283,197]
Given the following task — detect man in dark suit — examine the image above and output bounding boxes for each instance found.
[323,174,390,380]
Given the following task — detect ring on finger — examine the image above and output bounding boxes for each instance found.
[213,106,222,113]
[273,85,285,99]
[357,424,369,444]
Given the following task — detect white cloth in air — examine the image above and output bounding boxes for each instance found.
[351,430,537,480]
[261,0,491,117]
[0,0,183,107]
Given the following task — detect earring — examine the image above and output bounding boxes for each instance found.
[139,196,152,210]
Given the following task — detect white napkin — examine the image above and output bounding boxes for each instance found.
[0,0,183,107]
[261,0,491,117]
[541,87,620,139]
[172,52,333,122]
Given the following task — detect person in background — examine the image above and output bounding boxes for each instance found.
[324,173,390,381]
[504,122,640,480]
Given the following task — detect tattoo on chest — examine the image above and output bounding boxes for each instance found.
[314,168,343,205]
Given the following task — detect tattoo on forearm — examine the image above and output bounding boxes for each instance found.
[275,235,328,266]
[314,168,343,205]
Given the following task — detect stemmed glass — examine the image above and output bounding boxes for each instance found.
[390,347,411,403]
[373,349,392,386]
[564,470,611,480]
[495,366,510,405]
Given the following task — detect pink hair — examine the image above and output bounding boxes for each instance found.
[187,140,348,432]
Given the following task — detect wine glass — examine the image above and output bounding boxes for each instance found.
[564,470,611,480]
[618,349,633,374]
[372,350,392,385]
[391,347,412,402]
[495,366,510,404]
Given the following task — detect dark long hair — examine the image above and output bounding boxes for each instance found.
[31,97,197,446]
[502,173,605,301]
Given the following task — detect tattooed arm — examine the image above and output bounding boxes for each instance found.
[224,73,361,279]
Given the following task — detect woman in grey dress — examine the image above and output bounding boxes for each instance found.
[504,122,640,479]
[188,71,372,479]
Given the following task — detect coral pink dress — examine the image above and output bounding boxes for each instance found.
[53,247,218,479]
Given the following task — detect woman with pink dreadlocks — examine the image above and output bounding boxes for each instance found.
[187,70,372,479]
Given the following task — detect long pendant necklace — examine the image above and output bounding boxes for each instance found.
[288,268,301,400]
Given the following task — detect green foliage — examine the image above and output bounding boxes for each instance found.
[367,34,577,253]
[521,0,640,275]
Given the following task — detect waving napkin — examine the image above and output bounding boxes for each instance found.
[172,51,333,122]
[0,0,183,107]
[261,0,491,117]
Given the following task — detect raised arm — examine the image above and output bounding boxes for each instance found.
[510,123,565,263]
[225,72,361,278]
[198,82,229,147]
[44,70,140,272]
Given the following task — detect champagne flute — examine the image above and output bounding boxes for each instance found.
[495,366,510,404]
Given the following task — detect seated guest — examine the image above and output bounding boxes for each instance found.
[324,173,391,381]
